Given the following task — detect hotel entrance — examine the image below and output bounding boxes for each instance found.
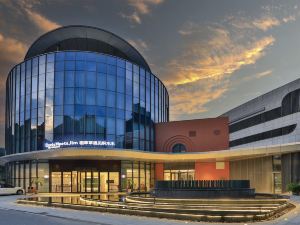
[50,160,120,193]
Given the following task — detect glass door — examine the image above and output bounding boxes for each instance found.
[72,171,77,192]
[109,172,119,192]
[79,172,86,192]
[273,172,282,194]
[86,172,92,193]
[51,172,62,192]
[92,172,99,192]
[63,172,72,192]
[100,172,108,192]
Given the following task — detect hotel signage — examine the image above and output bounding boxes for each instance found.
[44,140,115,150]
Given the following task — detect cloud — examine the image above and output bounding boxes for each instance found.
[283,15,296,23]
[122,0,164,24]
[25,8,60,32]
[128,39,149,53]
[0,33,27,63]
[255,69,272,78]
[121,12,141,24]
[252,17,280,31]
[166,23,275,120]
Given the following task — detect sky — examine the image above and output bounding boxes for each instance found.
[0,0,300,147]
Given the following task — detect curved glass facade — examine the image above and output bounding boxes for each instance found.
[5,51,169,155]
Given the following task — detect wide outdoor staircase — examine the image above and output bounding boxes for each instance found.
[78,195,293,222]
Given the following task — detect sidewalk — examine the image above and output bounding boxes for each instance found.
[0,194,300,225]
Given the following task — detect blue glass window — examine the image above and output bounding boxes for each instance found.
[39,74,46,91]
[106,107,115,117]
[64,105,74,116]
[96,54,106,62]
[117,67,125,78]
[107,75,116,91]
[86,105,96,115]
[116,109,125,119]
[97,90,106,106]
[47,53,55,63]
[117,93,124,109]
[126,61,132,71]
[97,63,106,73]
[107,91,115,107]
[65,71,75,87]
[87,62,96,71]
[86,52,97,61]
[46,63,54,72]
[117,77,125,93]
[64,115,74,134]
[75,88,85,104]
[117,59,125,68]
[64,88,74,104]
[54,105,63,115]
[76,61,85,70]
[86,115,95,133]
[126,70,132,80]
[86,72,96,88]
[116,119,125,135]
[46,72,54,88]
[86,89,96,105]
[107,118,115,134]
[96,117,105,134]
[96,106,106,117]
[97,73,106,89]
[75,71,85,87]
[56,52,64,61]
[55,61,64,71]
[126,79,133,96]
[54,115,63,133]
[126,95,132,111]
[75,105,85,117]
[133,82,139,98]
[54,89,63,105]
[39,55,46,64]
[65,61,75,70]
[65,52,75,60]
[76,52,86,61]
[107,65,116,75]
[107,56,116,65]
[55,72,64,88]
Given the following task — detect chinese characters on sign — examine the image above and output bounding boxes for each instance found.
[44,140,115,149]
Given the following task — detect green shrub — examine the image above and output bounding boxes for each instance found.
[287,183,300,194]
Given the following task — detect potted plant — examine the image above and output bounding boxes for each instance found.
[287,183,300,195]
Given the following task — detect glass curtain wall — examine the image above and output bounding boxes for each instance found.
[6,160,49,192]
[6,51,169,154]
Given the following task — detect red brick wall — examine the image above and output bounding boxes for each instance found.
[155,117,229,152]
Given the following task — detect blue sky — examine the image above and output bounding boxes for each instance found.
[0,0,300,146]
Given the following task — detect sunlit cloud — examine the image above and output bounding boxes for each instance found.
[253,17,280,31]
[25,8,60,32]
[0,33,27,63]
[255,69,272,78]
[166,21,275,120]
[122,0,164,24]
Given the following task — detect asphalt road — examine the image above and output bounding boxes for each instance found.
[0,208,108,225]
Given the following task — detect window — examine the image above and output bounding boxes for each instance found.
[230,124,297,147]
[172,143,186,153]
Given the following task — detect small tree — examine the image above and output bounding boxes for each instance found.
[30,178,44,193]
